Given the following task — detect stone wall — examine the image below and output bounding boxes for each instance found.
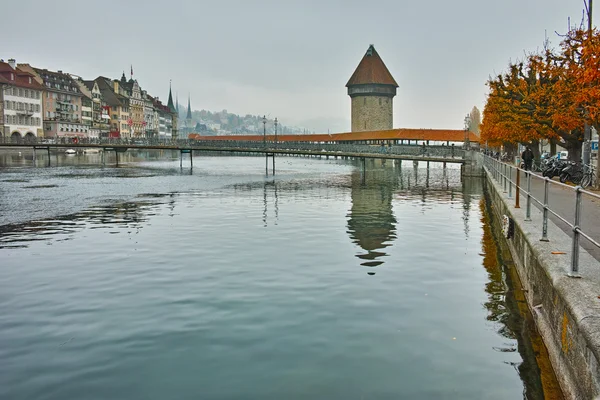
[485,166,600,400]
[351,95,393,132]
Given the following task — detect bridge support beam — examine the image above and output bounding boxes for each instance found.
[180,149,193,170]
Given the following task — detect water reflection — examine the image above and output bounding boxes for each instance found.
[479,196,564,400]
[0,149,180,169]
[0,198,162,249]
[346,160,398,273]
[347,160,468,274]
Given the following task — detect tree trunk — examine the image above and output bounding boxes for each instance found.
[564,140,583,161]
[550,139,557,156]
[504,142,517,158]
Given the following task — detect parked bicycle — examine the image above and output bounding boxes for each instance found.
[580,164,596,189]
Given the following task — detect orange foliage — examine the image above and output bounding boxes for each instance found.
[481,27,600,157]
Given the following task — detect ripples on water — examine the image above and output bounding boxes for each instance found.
[0,153,561,399]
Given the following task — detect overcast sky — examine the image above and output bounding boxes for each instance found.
[3,0,593,132]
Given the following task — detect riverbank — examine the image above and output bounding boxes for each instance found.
[484,159,600,399]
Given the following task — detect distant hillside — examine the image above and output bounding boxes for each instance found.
[178,108,312,135]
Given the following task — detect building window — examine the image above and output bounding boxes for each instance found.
[25,89,29,98]
[18,88,23,97]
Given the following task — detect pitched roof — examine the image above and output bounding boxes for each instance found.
[346,45,398,87]
[186,95,192,119]
[31,66,83,95]
[95,77,122,107]
[0,62,44,90]
[82,80,95,91]
[167,84,176,113]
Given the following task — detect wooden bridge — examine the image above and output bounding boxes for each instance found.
[0,140,470,175]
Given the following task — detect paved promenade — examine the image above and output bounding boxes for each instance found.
[510,170,600,262]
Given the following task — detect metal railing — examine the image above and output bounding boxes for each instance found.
[483,154,600,275]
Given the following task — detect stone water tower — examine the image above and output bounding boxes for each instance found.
[346,45,398,132]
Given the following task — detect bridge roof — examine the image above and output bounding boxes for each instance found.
[189,129,479,143]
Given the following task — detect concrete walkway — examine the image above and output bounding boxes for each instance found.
[507,169,600,262]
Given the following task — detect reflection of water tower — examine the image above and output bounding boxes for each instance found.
[346,163,398,273]
[346,45,398,132]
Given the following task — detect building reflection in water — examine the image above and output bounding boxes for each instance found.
[479,197,564,400]
[346,160,471,275]
[346,159,399,274]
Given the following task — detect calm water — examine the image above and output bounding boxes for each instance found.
[0,150,561,399]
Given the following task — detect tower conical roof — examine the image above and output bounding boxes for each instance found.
[167,82,176,113]
[346,45,398,87]
[186,95,192,120]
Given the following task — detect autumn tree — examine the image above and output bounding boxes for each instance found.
[481,27,600,161]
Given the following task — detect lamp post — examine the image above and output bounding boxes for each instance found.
[262,115,267,148]
[464,114,471,150]
[274,117,278,148]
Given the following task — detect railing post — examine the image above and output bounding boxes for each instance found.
[541,178,550,242]
[493,158,502,180]
[503,163,507,193]
[515,167,520,208]
[508,165,512,198]
[525,171,532,221]
[570,187,582,276]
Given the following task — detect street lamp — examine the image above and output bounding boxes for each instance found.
[262,115,267,148]
[464,114,471,150]
[274,117,278,148]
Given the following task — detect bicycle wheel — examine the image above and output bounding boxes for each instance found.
[559,173,568,183]
[581,175,591,188]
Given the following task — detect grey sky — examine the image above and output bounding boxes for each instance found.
[3,0,593,132]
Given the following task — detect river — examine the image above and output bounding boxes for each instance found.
[0,150,562,399]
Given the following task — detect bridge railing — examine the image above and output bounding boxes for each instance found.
[186,140,465,158]
[483,153,600,275]
[0,136,465,159]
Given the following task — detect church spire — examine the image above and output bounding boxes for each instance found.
[167,80,176,113]
[186,94,192,120]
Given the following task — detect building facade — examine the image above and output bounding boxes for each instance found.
[118,74,145,137]
[109,79,131,138]
[346,45,398,132]
[0,59,44,142]
[154,97,172,140]
[18,64,89,139]
[77,79,111,138]
[143,91,157,138]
